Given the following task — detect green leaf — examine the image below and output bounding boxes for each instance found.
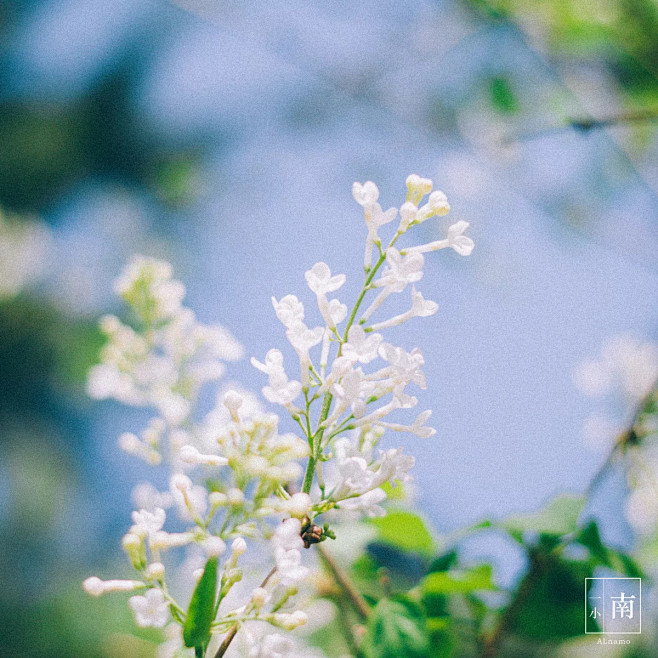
[489,76,519,114]
[502,495,585,541]
[577,521,644,578]
[183,556,218,649]
[363,597,430,658]
[509,552,590,641]
[427,549,459,574]
[422,565,496,596]
[369,509,435,555]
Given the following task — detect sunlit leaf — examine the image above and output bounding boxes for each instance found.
[183,556,218,649]
[370,509,435,555]
[502,494,585,541]
[363,597,430,658]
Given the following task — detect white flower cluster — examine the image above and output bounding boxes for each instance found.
[254,174,472,516]
[575,334,658,534]
[83,175,473,657]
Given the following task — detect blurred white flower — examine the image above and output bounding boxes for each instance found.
[129,588,169,628]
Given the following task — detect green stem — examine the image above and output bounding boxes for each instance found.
[300,239,397,494]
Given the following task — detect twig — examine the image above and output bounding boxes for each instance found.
[586,380,658,499]
[211,567,276,658]
[479,551,542,658]
[504,109,658,145]
[317,543,370,620]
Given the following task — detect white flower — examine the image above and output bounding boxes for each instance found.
[149,531,195,551]
[326,368,369,424]
[379,344,427,389]
[263,375,303,407]
[406,220,474,257]
[131,508,166,537]
[129,588,169,628]
[285,492,313,519]
[372,448,415,487]
[418,190,450,220]
[305,262,347,329]
[327,298,348,326]
[286,322,324,388]
[272,518,309,586]
[170,474,208,520]
[352,181,379,206]
[446,220,474,255]
[131,483,173,511]
[83,577,144,596]
[363,202,398,268]
[398,202,418,233]
[156,624,187,658]
[336,455,375,496]
[405,174,433,204]
[179,444,229,467]
[338,488,387,517]
[202,536,227,557]
[305,262,346,297]
[271,610,308,630]
[342,326,383,364]
[272,295,305,329]
[369,287,438,331]
[379,410,436,438]
[377,248,424,292]
[252,349,286,377]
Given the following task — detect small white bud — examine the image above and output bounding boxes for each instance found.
[171,473,192,493]
[82,577,105,597]
[209,491,228,507]
[287,492,312,519]
[251,587,269,609]
[231,537,247,556]
[145,562,165,580]
[202,536,227,557]
[118,432,140,453]
[223,390,243,422]
[122,533,142,551]
[271,610,308,630]
[179,445,228,467]
[227,488,244,506]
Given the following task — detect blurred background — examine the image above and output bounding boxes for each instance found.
[0,0,656,655]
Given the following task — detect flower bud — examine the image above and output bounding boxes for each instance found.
[223,390,243,422]
[271,610,308,630]
[231,537,247,556]
[145,562,165,581]
[227,488,244,506]
[209,491,228,507]
[251,587,269,609]
[202,536,226,557]
[122,532,146,569]
[287,493,312,519]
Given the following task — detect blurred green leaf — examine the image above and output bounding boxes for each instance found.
[502,494,585,541]
[364,597,430,658]
[577,521,644,578]
[370,509,435,556]
[508,551,591,642]
[489,76,519,114]
[183,556,218,649]
[422,565,496,596]
[427,550,459,575]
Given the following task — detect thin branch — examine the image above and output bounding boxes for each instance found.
[211,567,276,658]
[479,550,542,658]
[505,109,658,145]
[317,543,370,620]
[586,379,658,499]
